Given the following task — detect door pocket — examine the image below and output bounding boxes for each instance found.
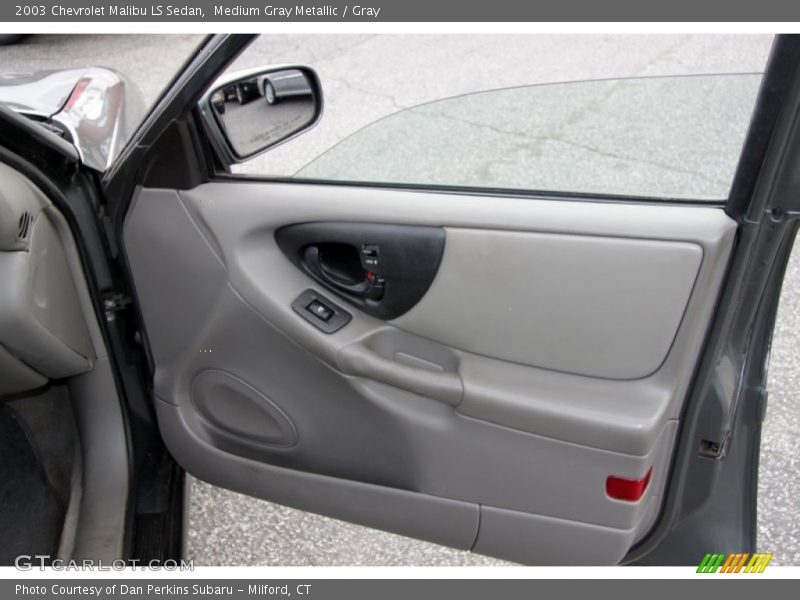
[191,369,299,449]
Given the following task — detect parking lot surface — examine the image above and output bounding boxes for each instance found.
[2,33,796,565]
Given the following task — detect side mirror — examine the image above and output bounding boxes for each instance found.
[199,66,322,163]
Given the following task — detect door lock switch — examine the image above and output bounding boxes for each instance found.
[306,299,334,322]
[361,244,380,269]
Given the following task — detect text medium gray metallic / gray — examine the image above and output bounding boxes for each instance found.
[5,0,800,22]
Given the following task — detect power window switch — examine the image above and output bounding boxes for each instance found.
[307,299,334,322]
[292,289,351,334]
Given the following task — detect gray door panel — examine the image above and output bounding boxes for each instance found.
[123,182,735,564]
[155,400,481,552]
[393,228,702,380]
[0,163,95,387]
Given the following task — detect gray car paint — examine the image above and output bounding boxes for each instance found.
[259,69,313,101]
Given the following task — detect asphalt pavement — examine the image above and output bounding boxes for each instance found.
[2,33,796,566]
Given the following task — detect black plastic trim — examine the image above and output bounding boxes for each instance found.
[292,289,352,334]
[276,222,446,320]
[212,172,728,210]
[726,36,800,220]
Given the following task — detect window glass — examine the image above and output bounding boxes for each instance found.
[228,35,773,201]
[298,75,761,200]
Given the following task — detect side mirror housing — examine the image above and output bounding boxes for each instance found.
[198,65,322,164]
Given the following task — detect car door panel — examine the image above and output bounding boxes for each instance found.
[392,228,703,380]
[123,181,735,564]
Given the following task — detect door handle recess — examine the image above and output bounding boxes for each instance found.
[275,223,446,320]
[304,246,385,300]
[338,342,463,406]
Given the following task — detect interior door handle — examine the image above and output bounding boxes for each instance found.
[338,342,463,406]
[304,245,384,300]
[276,223,445,320]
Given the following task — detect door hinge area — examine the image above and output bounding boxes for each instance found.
[766,206,800,223]
[102,292,132,320]
[100,214,119,258]
[699,431,732,460]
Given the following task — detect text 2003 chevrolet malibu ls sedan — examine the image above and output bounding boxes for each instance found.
[0,34,797,565]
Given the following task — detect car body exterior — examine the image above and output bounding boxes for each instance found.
[258,69,313,104]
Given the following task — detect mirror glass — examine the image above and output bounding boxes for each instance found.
[209,68,317,158]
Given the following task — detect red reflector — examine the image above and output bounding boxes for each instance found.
[606,468,652,502]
